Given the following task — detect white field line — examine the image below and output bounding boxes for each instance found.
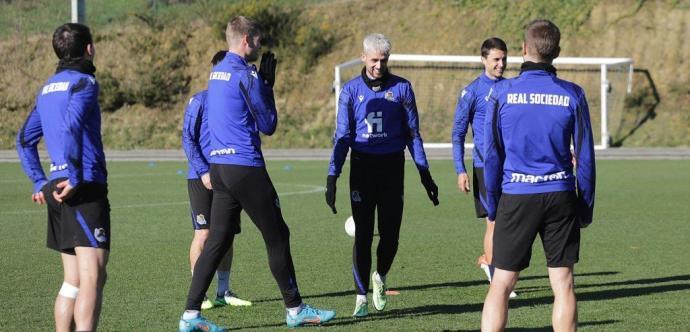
[0,183,325,216]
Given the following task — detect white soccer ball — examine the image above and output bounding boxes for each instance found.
[344,216,356,238]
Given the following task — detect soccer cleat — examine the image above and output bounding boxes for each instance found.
[352,297,368,317]
[201,297,215,310]
[285,304,336,328]
[371,271,387,311]
[179,315,226,332]
[222,290,252,306]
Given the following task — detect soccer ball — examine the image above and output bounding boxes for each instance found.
[344,216,356,237]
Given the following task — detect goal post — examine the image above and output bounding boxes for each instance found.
[334,54,633,150]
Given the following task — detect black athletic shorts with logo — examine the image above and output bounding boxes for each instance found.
[492,191,580,271]
[472,166,488,219]
[43,178,111,254]
[187,178,241,233]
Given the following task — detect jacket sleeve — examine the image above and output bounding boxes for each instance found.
[573,91,596,225]
[451,87,475,174]
[16,106,47,193]
[239,69,277,135]
[182,96,209,176]
[483,91,504,221]
[402,83,430,170]
[328,86,353,177]
[64,77,98,188]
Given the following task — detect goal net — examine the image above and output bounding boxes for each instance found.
[334,55,633,150]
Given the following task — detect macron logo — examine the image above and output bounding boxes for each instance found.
[209,71,232,81]
[42,82,69,95]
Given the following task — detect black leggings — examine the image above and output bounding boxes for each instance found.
[349,150,405,295]
[185,164,301,310]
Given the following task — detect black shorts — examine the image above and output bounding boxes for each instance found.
[472,166,488,219]
[43,178,111,254]
[492,191,580,271]
[187,178,241,233]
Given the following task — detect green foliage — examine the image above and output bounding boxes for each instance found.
[205,0,338,72]
[97,71,126,113]
[122,26,191,108]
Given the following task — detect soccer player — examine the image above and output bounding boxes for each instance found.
[16,23,110,332]
[178,16,335,331]
[325,33,439,318]
[481,19,596,331]
[182,50,252,310]
[451,38,516,298]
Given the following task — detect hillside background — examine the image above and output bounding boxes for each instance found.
[1,0,688,149]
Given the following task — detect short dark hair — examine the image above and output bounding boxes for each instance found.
[52,23,93,60]
[524,19,561,62]
[211,50,227,66]
[480,37,507,58]
[226,16,262,46]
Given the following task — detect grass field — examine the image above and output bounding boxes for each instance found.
[1,159,689,331]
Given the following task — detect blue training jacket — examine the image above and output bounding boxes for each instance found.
[329,73,430,176]
[207,52,277,167]
[182,90,212,179]
[483,65,596,223]
[17,68,107,193]
[452,72,504,174]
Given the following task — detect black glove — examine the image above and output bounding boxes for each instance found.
[419,168,439,206]
[258,51,277,87]
[325,175,338,214]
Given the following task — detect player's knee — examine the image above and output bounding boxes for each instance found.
[193,230,210,245]
[58,282,79,299]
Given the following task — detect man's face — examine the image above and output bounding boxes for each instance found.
[361,50,389,79]
[481,48,507,79]
[245,34,262,62]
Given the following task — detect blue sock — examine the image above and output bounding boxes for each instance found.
[216,271,230,297]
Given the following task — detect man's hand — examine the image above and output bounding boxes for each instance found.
[31,191,46,205]
[325,175,337,214]
[258,51,277,87]
[201,172,212,190]
[419,169,439,206]
[53,179,76,203]
[457,173,470,193]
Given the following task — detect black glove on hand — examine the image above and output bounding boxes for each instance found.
[325,175,338,214]
[419,168,439,206]
[258,51,277,87]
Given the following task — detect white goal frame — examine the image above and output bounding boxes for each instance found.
[334,55,634,150]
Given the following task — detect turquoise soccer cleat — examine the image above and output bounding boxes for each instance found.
[179,315,226,332]
[352,297,369,317]
[285,304,336,328]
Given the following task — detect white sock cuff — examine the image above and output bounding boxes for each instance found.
[59,282,79,299]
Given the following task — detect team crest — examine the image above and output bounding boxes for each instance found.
[94,228,107,243]
[195,214,207,225]
[384,90,395,102]
[358,95,364,102]
[351,190,362,202]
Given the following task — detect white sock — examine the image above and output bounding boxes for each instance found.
[182,310,200,320]
[287,303,303,317]
[356,294,367,303]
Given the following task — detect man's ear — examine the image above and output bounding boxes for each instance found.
[86,43,95,57]
[360,53,366,62]
[553,46,561,59]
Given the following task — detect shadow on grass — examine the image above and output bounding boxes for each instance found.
[253,271,621,304]
[448,319,620,331]
[237,273,689,330]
